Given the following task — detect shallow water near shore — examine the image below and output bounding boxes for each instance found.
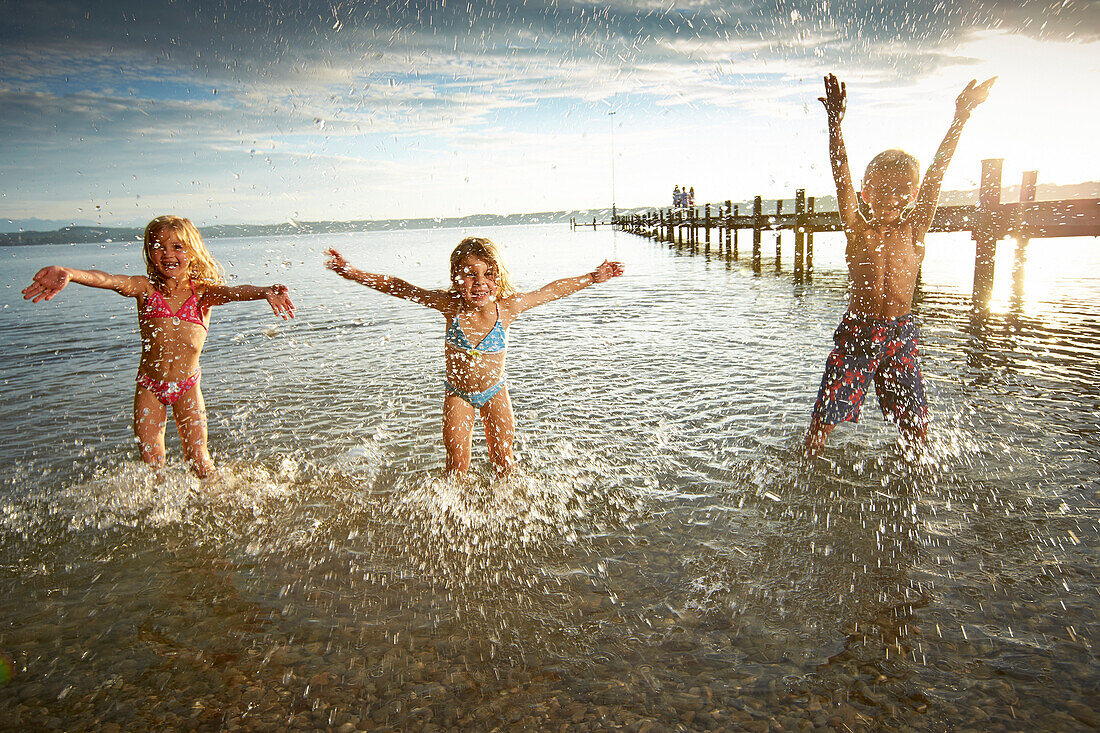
[1,224,1098,731]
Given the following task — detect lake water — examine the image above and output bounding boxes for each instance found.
[1,224,1097,731]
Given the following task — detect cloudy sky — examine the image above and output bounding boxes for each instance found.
[1,0,1097,228]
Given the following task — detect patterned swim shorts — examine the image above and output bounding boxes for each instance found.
[811,311,929,431]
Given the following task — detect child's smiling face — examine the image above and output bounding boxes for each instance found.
[861,168,920,224]
[148,229,191,282]
[452,254,498,307]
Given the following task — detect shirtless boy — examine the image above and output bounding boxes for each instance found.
[805,73,995,455]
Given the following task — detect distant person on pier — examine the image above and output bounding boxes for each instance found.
[688,187,695,207]
[804,73,995,455]
[326,239,623,477]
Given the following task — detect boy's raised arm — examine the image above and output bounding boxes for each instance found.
[819,74,861,234]
[911,77,996,239]
[325,248,451,311]
[508,260,623,315]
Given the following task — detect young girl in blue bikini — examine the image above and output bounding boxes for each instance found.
[325,238,623,475]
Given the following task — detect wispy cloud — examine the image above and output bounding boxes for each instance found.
[0,0,1096,224]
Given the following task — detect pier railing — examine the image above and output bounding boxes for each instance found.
[613,158,1100,306]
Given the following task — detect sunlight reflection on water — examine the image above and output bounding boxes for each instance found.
[0,225,1097,729]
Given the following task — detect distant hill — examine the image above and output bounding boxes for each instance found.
[0,209,615,247]
[2,181,1097,246]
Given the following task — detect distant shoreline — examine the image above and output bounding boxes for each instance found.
[0,210,611,247]
[4,180,1096,246]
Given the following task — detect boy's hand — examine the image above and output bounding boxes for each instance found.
[325,248,351,275]
[22,266,71,303]
[819,73,846,125]
[265,284,296,319]
[955,77,996,117]
[591,260,624,283]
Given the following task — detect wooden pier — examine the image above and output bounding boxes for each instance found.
[614,159,1100,306]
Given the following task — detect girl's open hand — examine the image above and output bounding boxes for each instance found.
[956,77,996,116]
[325,248,351,275]
[22,266,71,303]
[819,73,846,125]
[592,260,624,283]
[265,284,296,319]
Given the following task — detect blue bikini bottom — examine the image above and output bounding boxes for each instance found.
[444,379,506,408]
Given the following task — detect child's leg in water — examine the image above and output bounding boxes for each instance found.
[442,393,476,474]
[172,384,215,478]
[133,387,169,469]
[804,416,836,455]
[481,387,515,474]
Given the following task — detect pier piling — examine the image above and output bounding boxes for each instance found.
[794,189,807,280]
[724,200,732,256]
[973,159,1003,305]
[733,205,739,259]
[775,199,782,273]
[1012,170,1037,300]
[807,196,814,276]
[752,196,762,274]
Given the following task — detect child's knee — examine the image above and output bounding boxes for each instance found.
[138,439,165,462]
[181,415,208,434]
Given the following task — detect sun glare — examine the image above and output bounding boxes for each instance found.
[938,31,1100,186]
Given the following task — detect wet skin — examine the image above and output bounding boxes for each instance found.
[135,229,214,476]
[803,72,994,454]
[847,169,923,321]
[325,246,624,476]
[22,227,294,478]
[443,255,513,475]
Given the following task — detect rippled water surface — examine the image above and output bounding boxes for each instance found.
[1,225,1098,731]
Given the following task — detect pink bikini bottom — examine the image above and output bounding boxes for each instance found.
[136,369,200,406]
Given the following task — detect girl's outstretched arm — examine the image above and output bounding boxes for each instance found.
[507,260,624,315]
[202,284,296,319]
[324,248,451,311]
[22,266,147,303]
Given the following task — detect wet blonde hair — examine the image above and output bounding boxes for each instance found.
[143,215,225,290]
[449,237,516,299]
[865,149,921,185]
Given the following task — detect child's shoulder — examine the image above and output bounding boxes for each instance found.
[437,292,465,317]
[191,279,217,296]
[129,275,157,298]
[494,293,526,315]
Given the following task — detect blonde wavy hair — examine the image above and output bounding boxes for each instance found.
[449,237,516,299]
[143,215,225,290]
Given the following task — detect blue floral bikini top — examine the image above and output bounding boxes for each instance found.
[445,304,507,355]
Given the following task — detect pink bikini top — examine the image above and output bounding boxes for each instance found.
[140,286,208,330]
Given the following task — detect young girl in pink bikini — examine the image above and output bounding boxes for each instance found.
[21,215,295,477]
[326,238,623,476]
